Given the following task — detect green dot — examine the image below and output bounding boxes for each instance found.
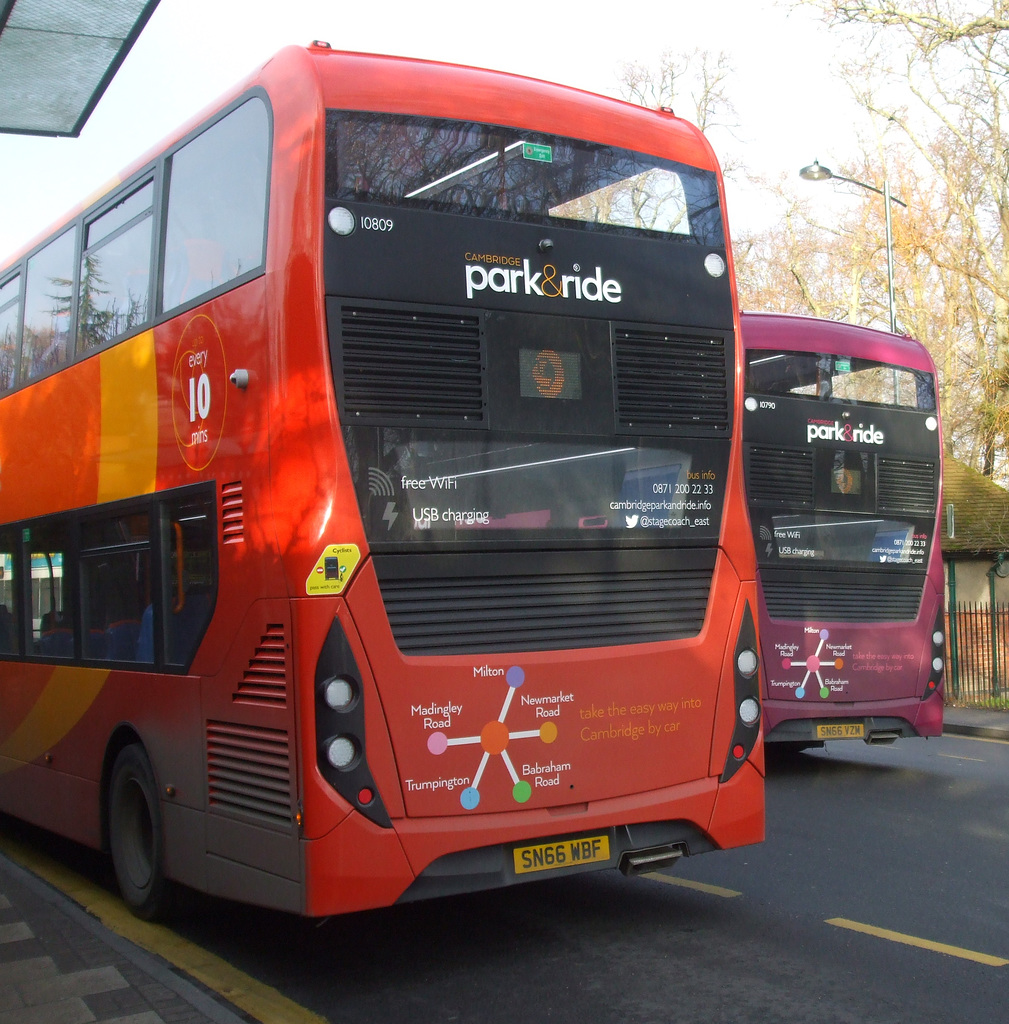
[820,686,830,699]
[513,780,532,803]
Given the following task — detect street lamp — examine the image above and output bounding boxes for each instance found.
[799,160,907,334]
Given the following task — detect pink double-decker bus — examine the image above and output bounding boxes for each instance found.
[742,312,945,748]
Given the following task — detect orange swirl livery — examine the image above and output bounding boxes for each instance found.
[0,667,109,775]
[0,44,762,920]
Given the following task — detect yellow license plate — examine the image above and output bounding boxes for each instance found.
[513,835,611,875]
[816,722,865,739]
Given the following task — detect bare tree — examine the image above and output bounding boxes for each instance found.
[796,0,1009,477]
[615,50,742,173]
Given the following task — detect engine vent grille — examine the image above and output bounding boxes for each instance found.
[746,447,814,507]
[878,458,937,515]
[206,722,293,828]
[232,625,288,706]
[337,305,485,425]
[373,550,713,654]
[760,572,924,622]
[221,481,244,544]
[613,326,730,434]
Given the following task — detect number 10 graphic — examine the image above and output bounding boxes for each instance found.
[189,373,211,420]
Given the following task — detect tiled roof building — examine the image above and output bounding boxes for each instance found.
[941,458,1009,557]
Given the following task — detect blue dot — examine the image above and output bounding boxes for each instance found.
[461,787,481,810]
[506,665,525,688]
[796,687,806,699]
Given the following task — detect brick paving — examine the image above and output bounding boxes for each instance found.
[0,855,250,1024]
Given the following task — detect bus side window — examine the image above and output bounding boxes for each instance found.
[160,97,270,313]
[79,512,152,663]
[0,275,20,393]
[22,229,76,383]
[162,493,216,668]
[29,521,74,659]
[79,182,154,353]
[0,530,18,656]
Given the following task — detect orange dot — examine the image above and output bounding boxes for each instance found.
[481,719,510,754]
[540,722,558,744]
[835,659,844,669]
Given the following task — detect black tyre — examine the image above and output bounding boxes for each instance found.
[108,744,172,920]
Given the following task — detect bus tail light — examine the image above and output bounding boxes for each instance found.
[324,735,360,771]
[923,610,946,700]
[720,601,761,783]
[738,697,760,726]
[315,619,391,827]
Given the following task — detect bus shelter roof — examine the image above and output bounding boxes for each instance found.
[0,0,159,137]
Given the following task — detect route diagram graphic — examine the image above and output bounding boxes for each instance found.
[426,665,557,809]
[782,629,844,700]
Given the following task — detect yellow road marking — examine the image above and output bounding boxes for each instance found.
[958,735,1009,746]
[0,833,327,1024]
[827,917,1008,966]
[642,872,742,898]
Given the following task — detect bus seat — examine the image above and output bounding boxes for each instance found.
[106,619,141,661]
[168,591,211,665]
[40,628,73,657]
[85,628,107,659]
[136,604,154,663]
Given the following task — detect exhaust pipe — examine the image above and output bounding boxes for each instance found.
[618,843,687,876]
[866,731,900,745]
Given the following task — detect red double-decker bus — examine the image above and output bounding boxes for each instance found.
[0,44,762,919]
[742,312,945,748]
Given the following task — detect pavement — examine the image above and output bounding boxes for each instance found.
[2,706,1008,1024]
[940,705,1009,742]
[0,849,251,1024]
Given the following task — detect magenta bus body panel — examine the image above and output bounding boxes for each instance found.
[741,312,945,746]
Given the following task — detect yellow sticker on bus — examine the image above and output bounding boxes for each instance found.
[305,544,361,595]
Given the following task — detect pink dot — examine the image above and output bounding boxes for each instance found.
[427,732,448,755]
[782,659,792,670]
[806,656,821,671]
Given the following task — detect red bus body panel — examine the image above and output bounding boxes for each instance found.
[0,46,763,916]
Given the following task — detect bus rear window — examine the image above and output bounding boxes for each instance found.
[746,349,936,411]
[326,112,723,244]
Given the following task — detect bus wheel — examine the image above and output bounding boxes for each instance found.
[108,744,172,920]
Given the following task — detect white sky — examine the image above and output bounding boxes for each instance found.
[0,0,865,264]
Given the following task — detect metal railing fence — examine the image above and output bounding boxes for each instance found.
[947,602,1009,706]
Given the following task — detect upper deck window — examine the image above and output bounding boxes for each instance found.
[80,181,154,351]
[325,112,723,245]
[162,97,270,312]
[22,229,76,382]
[746,349,936,412]
[0,276,19,392]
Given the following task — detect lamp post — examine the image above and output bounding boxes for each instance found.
[799,160,907,334]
